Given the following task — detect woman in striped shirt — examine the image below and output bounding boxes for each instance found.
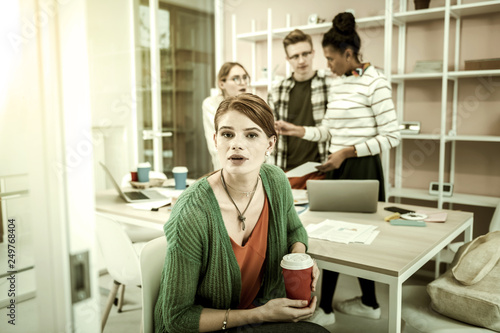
[276,12,401,325]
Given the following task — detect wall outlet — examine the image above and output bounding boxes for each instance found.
[429,182,453,197]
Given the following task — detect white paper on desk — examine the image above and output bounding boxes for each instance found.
[286,162,321,178]
[127,199,171,211]
[306,219,378,244]
[416,210,448,223]
[353,230,379,245]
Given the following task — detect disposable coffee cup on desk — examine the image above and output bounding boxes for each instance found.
[172,166,188,190]
[280,253,314,304]
[137,162,151,182]
[130,171,138,182]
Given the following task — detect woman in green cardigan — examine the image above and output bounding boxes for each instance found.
[154,93,327,332]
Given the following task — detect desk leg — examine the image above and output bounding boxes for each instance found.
[388,281,402,333]
[465,218,473,243]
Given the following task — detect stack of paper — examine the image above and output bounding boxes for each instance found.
[305,219,379,245]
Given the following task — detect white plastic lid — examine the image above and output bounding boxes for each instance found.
[137,162,151,168]
[172,166,188,173]
[280,253,314,270]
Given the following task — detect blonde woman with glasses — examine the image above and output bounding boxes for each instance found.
[203,62,251,170]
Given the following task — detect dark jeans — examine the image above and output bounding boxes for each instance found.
[319,270,379,313]
[213,321,329,333]
[319,155,384,313]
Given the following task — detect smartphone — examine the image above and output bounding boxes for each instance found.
[384,206,415,214]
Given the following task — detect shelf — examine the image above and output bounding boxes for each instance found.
[251,80,269,88]
[451,1,500,18]
[237,30,267,42]
[393,7,446,24]
[273,15,385,39]
[448,69,500,78]
[238,15,385,41]
[392,72,443,81]
[388,187,438,202]
[392,69,500,82]
[388,187,500,208]
[445,135,500,143]
[402,134,441,140]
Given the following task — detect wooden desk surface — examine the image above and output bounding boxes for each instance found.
[301,202,473,277]
[95,190,473,279]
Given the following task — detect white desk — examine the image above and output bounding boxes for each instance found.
[301,203,473,333]
[95,189,170,231]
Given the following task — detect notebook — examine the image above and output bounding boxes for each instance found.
[306,179,379,213]
[99,162,167,203]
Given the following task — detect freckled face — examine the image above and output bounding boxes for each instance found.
[323,45,350,76]
[214,110,275,175]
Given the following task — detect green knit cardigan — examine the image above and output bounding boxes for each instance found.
[153,164,309,333]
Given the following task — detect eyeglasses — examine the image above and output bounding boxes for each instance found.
[288,51,313,61]
[225,75,250,85]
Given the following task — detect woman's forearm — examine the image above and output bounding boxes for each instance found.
[199,307,266,332]
[290,242,306,253]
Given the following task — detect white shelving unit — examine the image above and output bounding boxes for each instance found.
[230,0,500,211]
[390,0,500,209]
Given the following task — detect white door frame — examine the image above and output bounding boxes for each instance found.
[22,0,99,331]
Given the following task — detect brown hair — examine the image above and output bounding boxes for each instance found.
[214,93,277,138]
[217,62,249,96]
[283,29,313,56]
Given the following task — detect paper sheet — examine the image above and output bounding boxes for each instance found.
[306,219,378,244]
[286,162,321,178]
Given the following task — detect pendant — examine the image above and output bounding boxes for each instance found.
[238,215,246,231]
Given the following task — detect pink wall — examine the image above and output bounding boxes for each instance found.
[223,1,500,236]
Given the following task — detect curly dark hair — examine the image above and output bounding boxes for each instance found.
[322,12,361,60]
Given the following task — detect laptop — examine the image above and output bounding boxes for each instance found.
[99,162,167,203]
[306,179,379,213]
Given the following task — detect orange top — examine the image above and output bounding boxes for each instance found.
[230,196,269,309]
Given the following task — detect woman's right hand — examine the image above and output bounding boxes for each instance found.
[257,295,317,323]
[275,120,305,138]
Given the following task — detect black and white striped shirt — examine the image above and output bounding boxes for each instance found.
[303,65,400,156]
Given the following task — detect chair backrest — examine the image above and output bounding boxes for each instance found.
[140,236,167,333]
[95,213,142,286]
[121,171,167,187]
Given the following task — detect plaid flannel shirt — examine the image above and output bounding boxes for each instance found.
[267,71,332,170]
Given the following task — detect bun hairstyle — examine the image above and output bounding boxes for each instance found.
[322,12,361,58]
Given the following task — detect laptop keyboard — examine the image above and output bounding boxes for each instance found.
[125,191,149,200]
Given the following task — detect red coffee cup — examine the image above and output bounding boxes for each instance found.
[280,253,314,304]
[131,171,138,181]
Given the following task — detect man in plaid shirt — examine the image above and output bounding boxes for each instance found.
[268,29,334,181]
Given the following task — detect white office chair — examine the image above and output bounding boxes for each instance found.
[402,285,496,332]
[95,213,146,332]
[140,236,167,333]
[434,201,500,278]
